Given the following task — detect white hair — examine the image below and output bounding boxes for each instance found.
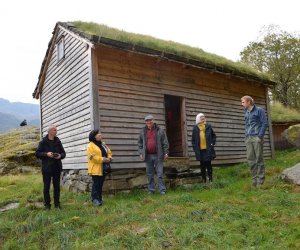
[195,113,205,124]
[47,124,57,132]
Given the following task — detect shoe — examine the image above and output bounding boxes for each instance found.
[92,199,101,206]
[44,205,51,210]
[160,191,166,195]
[54,205,61,209]
[257,180,264,185]
[148,191,154,195]
[252,182,257,188]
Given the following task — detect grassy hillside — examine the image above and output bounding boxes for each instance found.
[271,102,300,122]
[0,149,299,249]
[0,126,40,174]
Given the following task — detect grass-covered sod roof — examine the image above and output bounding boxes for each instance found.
[67,21,273,84]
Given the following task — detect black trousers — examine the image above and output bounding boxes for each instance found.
[42,170,61,207]
[91,175,106,202]
[200,161,213,182]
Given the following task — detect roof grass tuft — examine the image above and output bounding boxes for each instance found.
[271,102,300,122]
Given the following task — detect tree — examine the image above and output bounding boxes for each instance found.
[240,25,300,110]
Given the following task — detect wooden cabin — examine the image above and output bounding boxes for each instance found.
[32,22,275,191]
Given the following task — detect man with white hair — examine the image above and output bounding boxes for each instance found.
[36,124,66,209]
[241,95,268,187]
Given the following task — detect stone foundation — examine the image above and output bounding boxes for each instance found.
[61,157,201,193]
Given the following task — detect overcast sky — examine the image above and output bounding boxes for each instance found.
[0,0,299,104]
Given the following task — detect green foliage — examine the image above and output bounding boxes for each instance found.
[271,102,300,122]
[240,25,300,110]
[70,21,271,82]
[1,149,300,249]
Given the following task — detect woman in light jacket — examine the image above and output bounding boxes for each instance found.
[87,129,112,206]
[192,113,216,183]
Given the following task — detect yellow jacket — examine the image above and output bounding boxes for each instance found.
[87,141,112,176]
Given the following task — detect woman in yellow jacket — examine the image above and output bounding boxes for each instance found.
[87,129,112,206]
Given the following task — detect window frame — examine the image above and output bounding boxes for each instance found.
[56,36,65,64]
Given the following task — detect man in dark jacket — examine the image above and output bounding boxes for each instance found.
[36,124,66,209]
[241,96,268,187]
[138,115,169,195]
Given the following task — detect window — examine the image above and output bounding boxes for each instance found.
[57,37,65,63]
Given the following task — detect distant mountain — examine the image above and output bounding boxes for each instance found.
[0,98,40,132]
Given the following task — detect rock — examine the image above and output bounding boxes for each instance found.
[62,179,74,191]
[23,134,38,140]
[161,241,172,247]
[164,157,190,172]
[19,166,40,174]
[26,202,44,209]
[128,175,148,188]
[78,170,88,176]
[76,181,88,193]
[0,202,20,212]
[0,161,19,175]
[104,179,129,191]
[283,124,300,149]
[281,162,300,185]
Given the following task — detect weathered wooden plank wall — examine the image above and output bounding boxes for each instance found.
[40,28,92,169]
[96,45,271,168]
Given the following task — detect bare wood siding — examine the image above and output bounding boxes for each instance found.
[40,28,92,169]
[96,45,271,169]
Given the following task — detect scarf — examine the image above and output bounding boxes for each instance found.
[94,141,108,158]
[198,123,207,150]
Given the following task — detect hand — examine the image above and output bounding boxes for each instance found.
[103,158,110,163]
[140,155,144,161]
[53,153,61,159]
[164,154,168,160]
[47,152,54,158]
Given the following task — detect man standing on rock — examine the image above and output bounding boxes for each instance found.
[138,115,169,195]
[36,124,66,209]
[241,96,268,187]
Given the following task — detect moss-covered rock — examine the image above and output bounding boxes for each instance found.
[283,124,300,149]
[0,126,40,175]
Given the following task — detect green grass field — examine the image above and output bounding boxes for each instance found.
[0,149,300,250]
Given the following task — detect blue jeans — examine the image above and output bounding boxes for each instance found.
[145,154,166,193]
[91,175,106,201]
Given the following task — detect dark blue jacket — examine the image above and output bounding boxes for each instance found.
[36,135,66,173]
[244,105,268,138]
[192,123,216,161]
